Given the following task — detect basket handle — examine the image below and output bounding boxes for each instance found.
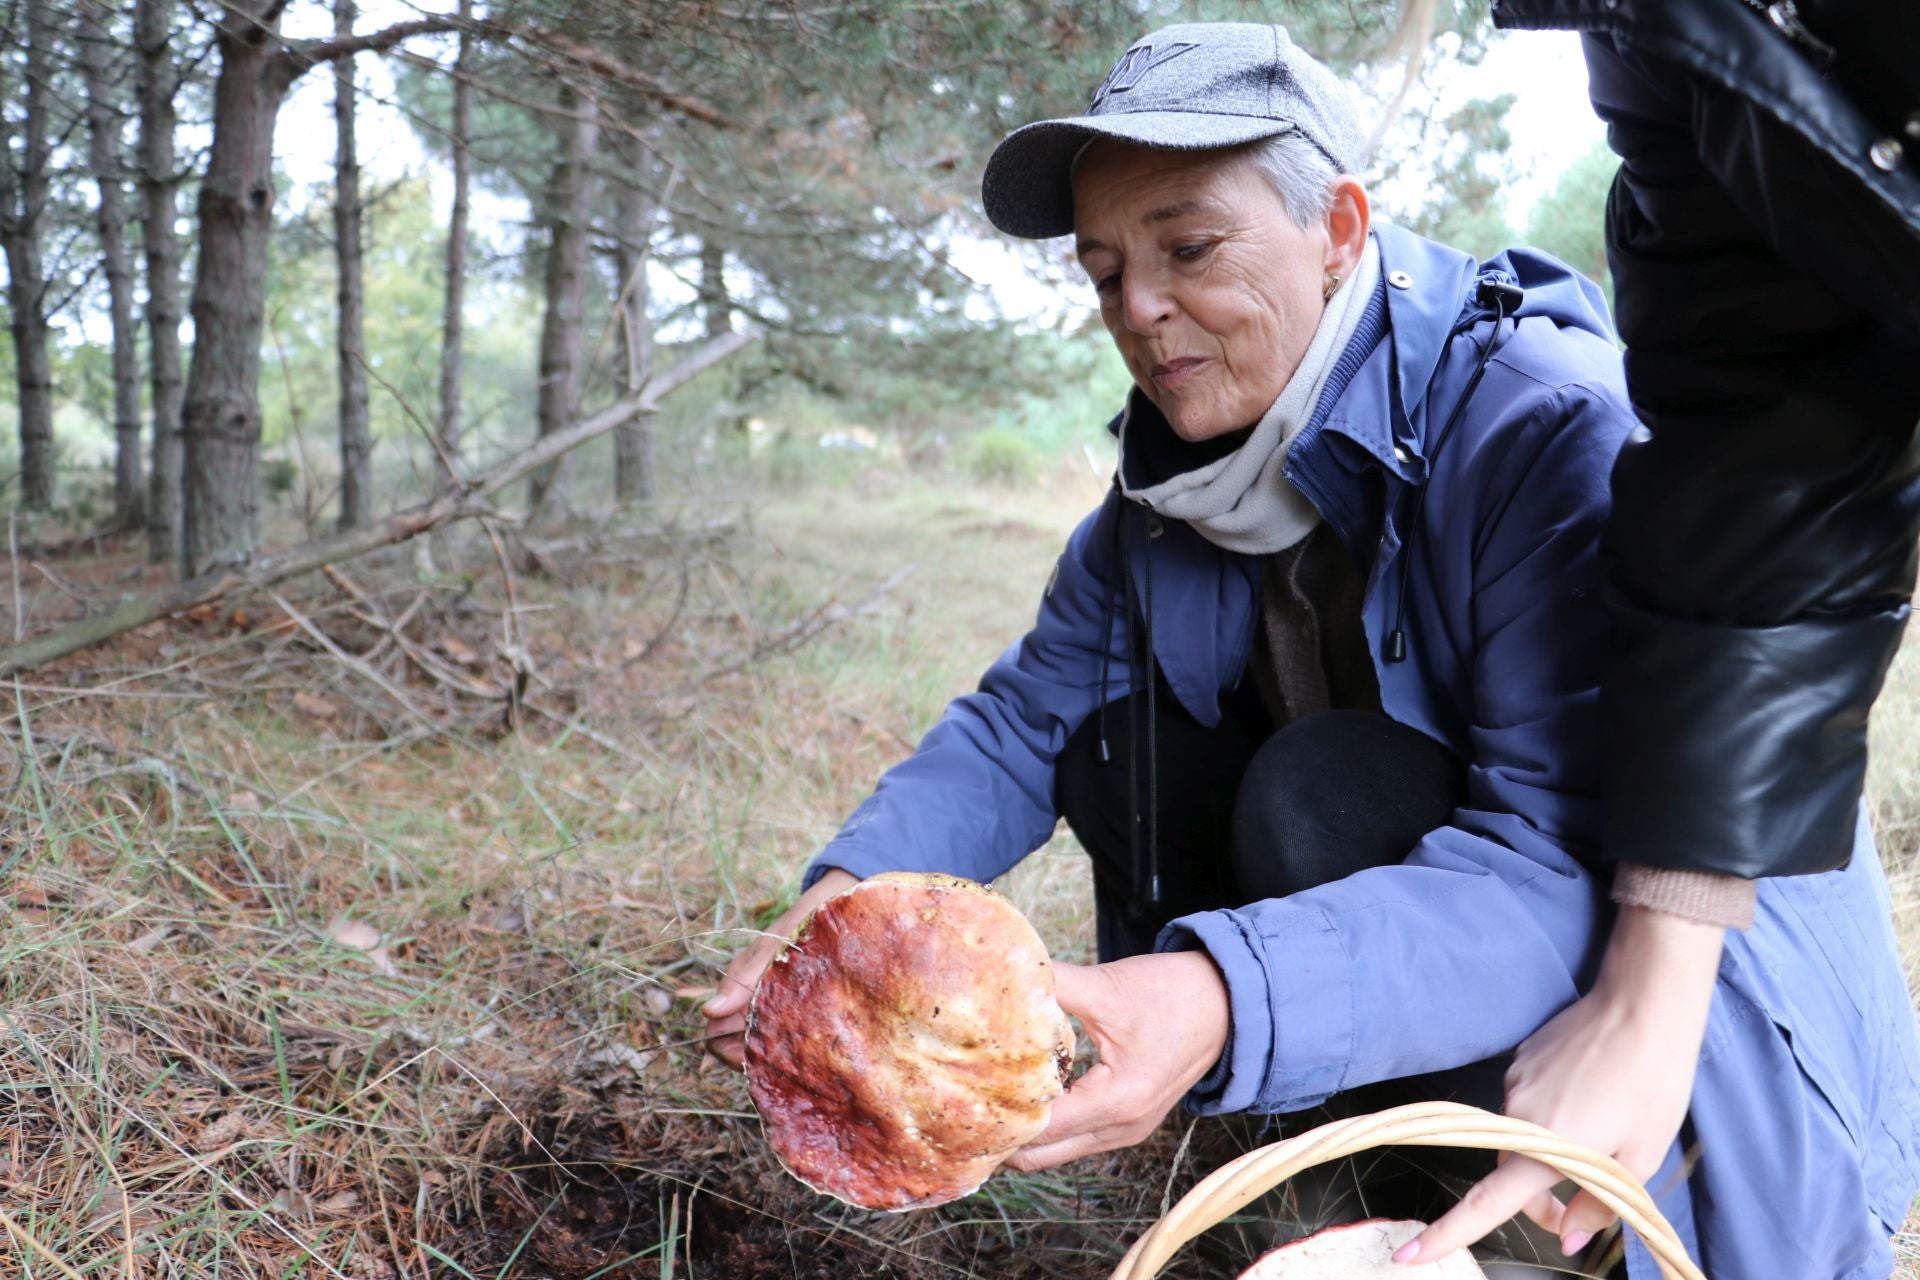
[1108,1102,1705,1280]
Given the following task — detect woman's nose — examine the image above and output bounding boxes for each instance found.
[1119,273,1173,334]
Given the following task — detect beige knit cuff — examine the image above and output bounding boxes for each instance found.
[1612,863,1758,931]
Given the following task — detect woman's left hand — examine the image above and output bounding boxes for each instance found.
[1006,950,1232,1171]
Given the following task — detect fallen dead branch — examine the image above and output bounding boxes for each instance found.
[267,589,447,741]
[0,331,751,678]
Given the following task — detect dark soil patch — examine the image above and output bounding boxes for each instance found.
[443,1108,886,1280]
[449,1160,877,1279]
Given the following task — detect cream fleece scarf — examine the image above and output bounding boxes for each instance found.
[1120,236,1381,555]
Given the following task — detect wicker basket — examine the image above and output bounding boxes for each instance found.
[1108,1102,1705,1280]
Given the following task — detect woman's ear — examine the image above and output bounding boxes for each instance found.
[1323,176,1371,280]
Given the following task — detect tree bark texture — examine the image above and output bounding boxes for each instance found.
[181,8,286,573]
[696,235,751,439]
[78,0,146,528]
[613,164,656,504]
[433,0,474,494]
[333,0,372,530]
[0,1,59,509]
[0,331,750,678]
[527,84,600,518]
[180,5,452,574]
[138,0,185,565]
[699,236,731,339]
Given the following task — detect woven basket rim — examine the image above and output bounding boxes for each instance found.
[1107,1102,1704,1280]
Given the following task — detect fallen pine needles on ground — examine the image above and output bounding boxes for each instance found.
[0,483,1224,1280]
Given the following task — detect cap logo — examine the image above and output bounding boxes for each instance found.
[1090,41,1199,109]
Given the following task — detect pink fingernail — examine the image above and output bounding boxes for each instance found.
[1391,1239,1421,1264]
[1562,1231,1594,1256]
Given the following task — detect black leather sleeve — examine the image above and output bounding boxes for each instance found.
[1584,31,1920,877]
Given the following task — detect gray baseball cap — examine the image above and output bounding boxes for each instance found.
[981,22,1364,240]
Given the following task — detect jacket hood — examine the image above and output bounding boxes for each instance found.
[1373,221,1616,437]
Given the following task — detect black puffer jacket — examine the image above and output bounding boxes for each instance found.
[1493,0,1920,879]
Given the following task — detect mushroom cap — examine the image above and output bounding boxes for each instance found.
[1237,1220,1488,1278]
[744,872,1074,1211]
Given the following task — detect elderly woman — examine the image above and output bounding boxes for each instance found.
[703,22,1920,1280]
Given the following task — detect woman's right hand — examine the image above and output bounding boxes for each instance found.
[701,867,860,1069]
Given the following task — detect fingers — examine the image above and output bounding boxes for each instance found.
[1024,1061,1107,1148]
[703,871,856,1022]
[702,982,748,1019]
[708,1030,745,1070]
[1519,1184,1568,1237]
[702,933,784,1020]
[1008,1049,1176,1174]
[700,961,760,1027]
[701,943,773,1067]
[1005,1065,1144,1172]
[1005,1127,1112,1172]
[1046,960,1099,1017]
[1556,1188,1620,1255]
[1396,1155,1565,1265]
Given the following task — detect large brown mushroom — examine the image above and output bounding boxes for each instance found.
[1237,1220,1488,1278]
[744,872,1074,1211]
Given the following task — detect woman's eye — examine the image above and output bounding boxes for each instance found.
[1174,242,1212,263]
[1093,273,1120,296]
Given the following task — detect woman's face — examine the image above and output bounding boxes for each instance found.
[1071,141,1337,443]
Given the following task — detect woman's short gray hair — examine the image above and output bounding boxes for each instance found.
[1243,132,1341,229]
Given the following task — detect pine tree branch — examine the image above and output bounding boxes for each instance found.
[504,25,728,126]
[270,15,458,88]
[0,332,752,677]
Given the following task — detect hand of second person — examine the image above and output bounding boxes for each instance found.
[1399,906,1724,1266]
[1005,949,1231,1171]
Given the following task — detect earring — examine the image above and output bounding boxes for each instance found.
[1323,272,1342,301]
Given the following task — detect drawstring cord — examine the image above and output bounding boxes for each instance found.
[1121,505,1144,909]
[1143,511,1161,907]
[1097,478,1121,764]
[1102,490,1164,912]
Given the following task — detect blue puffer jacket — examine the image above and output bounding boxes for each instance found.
[806,224,1920,1279]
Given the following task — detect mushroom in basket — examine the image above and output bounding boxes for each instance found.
[1237,1219,1487,1278]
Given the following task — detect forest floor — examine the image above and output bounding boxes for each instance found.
[0,468,1916,1279]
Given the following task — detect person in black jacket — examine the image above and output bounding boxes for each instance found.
[1404,1,1920,1269]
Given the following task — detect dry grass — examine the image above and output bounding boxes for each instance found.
[0,471,1180,1280]
[0,468,1915,1279]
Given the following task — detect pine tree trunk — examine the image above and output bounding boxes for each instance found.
[0,1,58,510]
[333,0,372,530]
[699,237,731,339]
[78,0,146,529]
[433,0,473,494]
[527,85,599,519]
[613,169,655,504]
[698,237,747,439]
[138,0,185,565]
[181,10,287,572]
[178,4,450,573]
[0,246,54,511]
